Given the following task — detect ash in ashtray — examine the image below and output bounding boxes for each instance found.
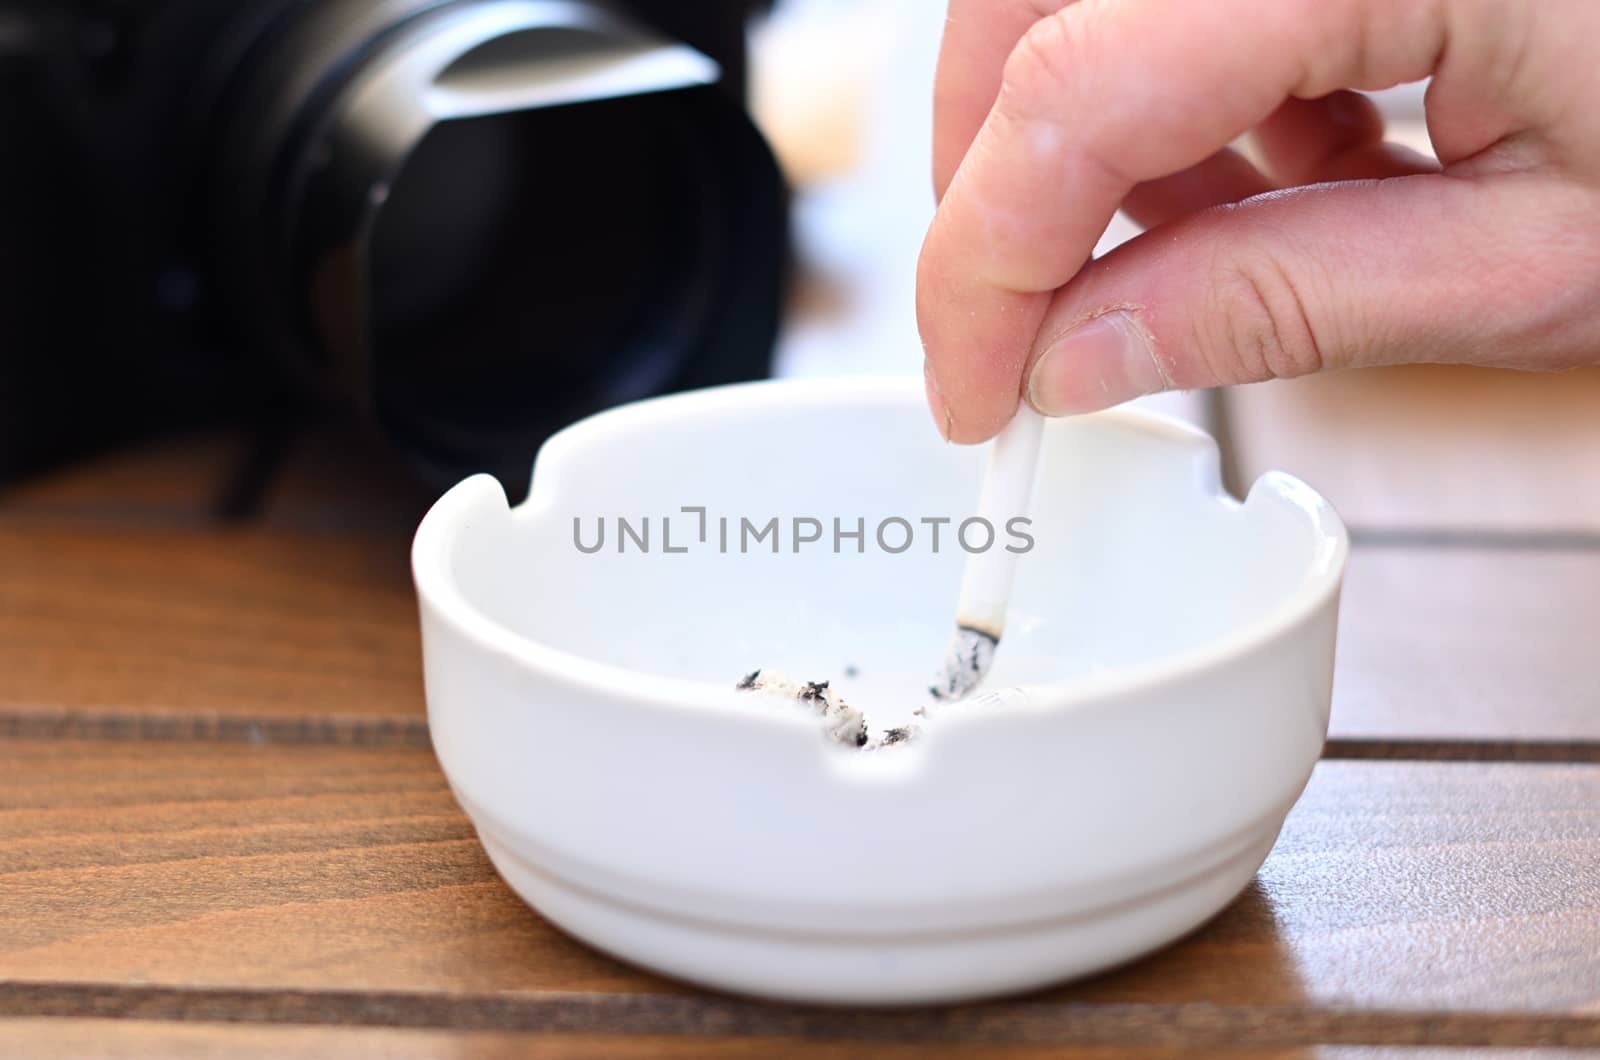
[735,670,918,750]
[877,725,916,746]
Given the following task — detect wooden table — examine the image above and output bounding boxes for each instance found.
[3,369,1599,1057]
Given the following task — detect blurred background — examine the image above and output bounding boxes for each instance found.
[3,0,1594,537]
[1,0,790,508]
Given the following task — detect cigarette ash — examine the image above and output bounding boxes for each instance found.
[928,625,997,702]
[735,669,919,750]
[877,724,917,746]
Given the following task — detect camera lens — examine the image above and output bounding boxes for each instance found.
[207,0,785,494]
[365,89,724,471]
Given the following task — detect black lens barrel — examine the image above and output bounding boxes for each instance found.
[206,0,786,495]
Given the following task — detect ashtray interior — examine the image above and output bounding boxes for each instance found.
[446,379,1333,732]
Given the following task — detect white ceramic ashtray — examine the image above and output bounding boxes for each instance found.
[412,377,1347,1005]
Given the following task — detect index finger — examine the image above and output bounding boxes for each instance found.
[917,0,1461,442]
[933,0,1071,200]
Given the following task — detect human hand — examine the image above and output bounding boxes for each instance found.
[916,0,1600,442]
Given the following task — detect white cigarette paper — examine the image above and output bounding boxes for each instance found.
[930,406,1045,701]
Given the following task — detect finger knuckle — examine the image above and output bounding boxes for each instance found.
[997,12,1089,123]
[1206,250,1328,383]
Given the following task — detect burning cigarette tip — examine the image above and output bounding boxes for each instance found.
[929,625,999,702]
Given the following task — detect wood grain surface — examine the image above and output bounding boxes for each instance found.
[6,520,1597,751]
[0,525,425,742]
[1224,366,1600,535]
[25,1020,1549,1060]
[1329,546,1600,746]
[10,1020,1576,1060]
[0,431,246,526]
[6,319,1600,1056]
[3,740,1597,1048]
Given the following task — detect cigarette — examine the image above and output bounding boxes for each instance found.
[929,406,1044,702]
[737,669,868,747]
[735,669,923,749]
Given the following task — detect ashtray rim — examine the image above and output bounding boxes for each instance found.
[411,376,1349,727]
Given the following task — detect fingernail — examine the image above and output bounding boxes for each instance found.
[924,359,951,440]
[1027,311,1165,416]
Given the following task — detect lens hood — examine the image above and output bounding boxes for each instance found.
[209,0,786,494]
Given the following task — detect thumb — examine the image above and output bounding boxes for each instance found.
[1023,172,1600,416]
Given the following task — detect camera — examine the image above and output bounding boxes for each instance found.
[0,0,787,496]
